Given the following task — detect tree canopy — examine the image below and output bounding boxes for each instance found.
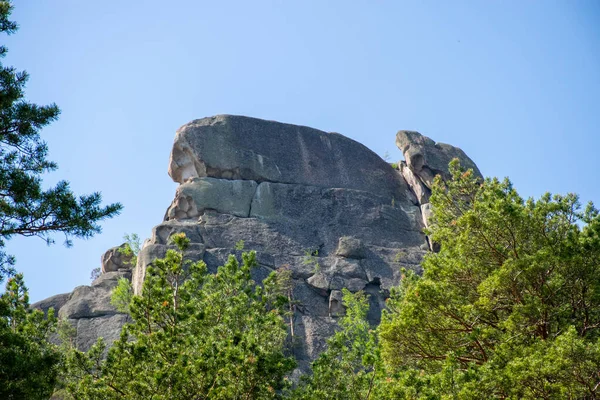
[0,274,61,399]
[379,159,600,399]
[62,233,296,399]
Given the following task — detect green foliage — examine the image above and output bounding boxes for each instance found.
[109,278,133,314]
[275,266,297,341]
[393,251,405,264]
[117,232,141,268]
[303,249,320,274]
[122,233,141,255]
[0,274,62,399]
[0,1,122,281]
[290,289,385,400]
[235,239,245,251]
[63,233,296,399]
[379,159,600,399]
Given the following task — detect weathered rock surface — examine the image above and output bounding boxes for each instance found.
[166,177,258,220]
[33,246,135,353]
[32,270,131,352]
[101,243,134,273]
[37,116,481,374]
[169,115,410,201]
[396,130,480,236]
[396,130,481,189]
[399,161,430,204]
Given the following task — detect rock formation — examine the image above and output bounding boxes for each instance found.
[33,245,133,352]
[396,130,482,232]
[34,115,480,372]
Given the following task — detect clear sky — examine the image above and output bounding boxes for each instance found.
[5,1,599,302]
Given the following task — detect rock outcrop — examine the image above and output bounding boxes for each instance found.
[101,243,134,273]
[35,116,480,373]
[396,130,482,232]
[32,246,133,352]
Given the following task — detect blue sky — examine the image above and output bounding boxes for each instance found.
[5,1,599,302]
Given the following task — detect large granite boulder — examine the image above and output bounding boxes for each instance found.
[37,116,481,374]
[168,115,412,201]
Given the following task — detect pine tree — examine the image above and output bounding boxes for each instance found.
[0,274,62,399]
[63,233,296,399]
[379,159,600,399]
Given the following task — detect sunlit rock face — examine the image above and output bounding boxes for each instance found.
[36,115,480,372]
[395,130,482,234]
[32,246,133,354]
[140,115,430,370]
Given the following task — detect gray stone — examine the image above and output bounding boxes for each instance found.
[360,258,398,290]
[294,315,337,361]
[333,257,366,280]
[329,276,367,292]
[399,161,431,204]
[396,130,482,189]
[36,116,482,370]
[249,182,427,252]
[421,203,433,228]
[149,220,204,245]
[306,272,330,294]
[169,115,409,200]
[335,236,365,259]
[329,258,368,292]
[133,241,205,295]
[58,282,119,320]
[76,314,130,352]
[306,257,367,294]
[101,243,134,273]
[91,270,131,288]
[166,177,258,220]
[364,282,387,325]
[292,281,331,318]
[132,243,167,295]
[31,292,71,315]
[329,290,345,317]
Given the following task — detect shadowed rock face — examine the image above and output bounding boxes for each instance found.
[36,116,480,373]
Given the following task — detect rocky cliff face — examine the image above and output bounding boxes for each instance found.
[34,115,480,371]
